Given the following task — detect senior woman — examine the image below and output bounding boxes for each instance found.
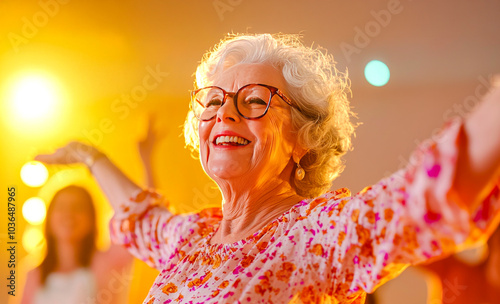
[36,34,500,303]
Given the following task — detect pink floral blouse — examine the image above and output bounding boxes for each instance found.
[110,119,500,304]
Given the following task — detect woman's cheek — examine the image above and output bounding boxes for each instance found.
[199,139,211,174]
[198,121,213,173]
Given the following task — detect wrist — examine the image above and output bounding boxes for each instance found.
[82,150,106,169]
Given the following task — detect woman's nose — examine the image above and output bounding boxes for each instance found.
[216,96,241,123]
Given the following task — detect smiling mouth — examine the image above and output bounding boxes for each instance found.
[214,136,250,146]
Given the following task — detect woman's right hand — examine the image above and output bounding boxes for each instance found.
[36,141,142,210]
[34,141,102,167]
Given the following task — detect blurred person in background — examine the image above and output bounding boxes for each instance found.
[21,185,132,304]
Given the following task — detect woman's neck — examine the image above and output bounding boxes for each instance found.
[54,241,82,272]
[211,178,304,244]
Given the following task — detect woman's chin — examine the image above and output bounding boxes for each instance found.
[54,234,85,243]
[210,169,244,181]
[208,163,249,181]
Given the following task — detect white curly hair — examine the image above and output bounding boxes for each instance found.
[184,33,356,198]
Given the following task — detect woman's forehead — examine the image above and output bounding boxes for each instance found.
[213,63,288,92]
[53,191,88,208]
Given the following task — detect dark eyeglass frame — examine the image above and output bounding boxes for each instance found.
[191,83,296,121]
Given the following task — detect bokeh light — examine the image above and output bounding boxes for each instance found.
[364,60,390,87]
[22,197,47,225]
[9,74,59,120]
[20,161,49,187]
[22,226,46,254]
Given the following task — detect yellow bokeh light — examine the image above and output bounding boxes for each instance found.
[2,71,67,139]
[10,74,59,120]
[20,161,49,187]
[22,197,47,225]
[22,226,46,254]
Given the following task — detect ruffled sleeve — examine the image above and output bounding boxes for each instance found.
[109,189,222,271]
[318,118,500,297]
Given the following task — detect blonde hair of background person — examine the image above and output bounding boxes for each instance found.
[21,185,133,304]
[35,33,500,303]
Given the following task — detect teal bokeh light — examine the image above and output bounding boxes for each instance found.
[364,60,390,87]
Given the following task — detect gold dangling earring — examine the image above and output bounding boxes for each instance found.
[295,162,305,180]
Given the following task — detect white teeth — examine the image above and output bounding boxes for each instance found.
[215,136,249,145]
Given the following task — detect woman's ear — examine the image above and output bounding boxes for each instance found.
[292,143,308,164]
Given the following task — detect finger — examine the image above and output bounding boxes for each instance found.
[35,147,77,164]
[34,153,60,164]
[67,141,93,158]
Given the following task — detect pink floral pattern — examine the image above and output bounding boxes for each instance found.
[110,119,500,303]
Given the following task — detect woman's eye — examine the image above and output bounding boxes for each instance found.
[206,98,222,108]
[245,97,267,106]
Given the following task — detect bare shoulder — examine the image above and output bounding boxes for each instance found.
[21,268,42,304]
[25,268,41,286]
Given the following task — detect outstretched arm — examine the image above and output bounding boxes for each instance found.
[321,82,500,297]
[35,142,142,211]
[454,85,500,211]
[35,142,208,271]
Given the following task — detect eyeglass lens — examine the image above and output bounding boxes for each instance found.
[193,84,272,120]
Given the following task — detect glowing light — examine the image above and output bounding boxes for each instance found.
[22,197,47,225]
[21,161,49,187]
[22,226,46,253]
[9,74,59,120]
[364,60,390,87]
[2,71,68,138]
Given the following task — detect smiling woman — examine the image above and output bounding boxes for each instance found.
[186,34,355,198]
[34,33,500,304]
[197,64,300,199]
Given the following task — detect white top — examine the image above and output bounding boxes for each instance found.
[33,268,96,304]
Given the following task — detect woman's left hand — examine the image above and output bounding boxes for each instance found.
[454,77,500,211]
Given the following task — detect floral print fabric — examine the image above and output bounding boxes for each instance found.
[110,119,500,304]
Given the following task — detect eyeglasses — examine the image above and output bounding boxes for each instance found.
[191,83,295,121]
